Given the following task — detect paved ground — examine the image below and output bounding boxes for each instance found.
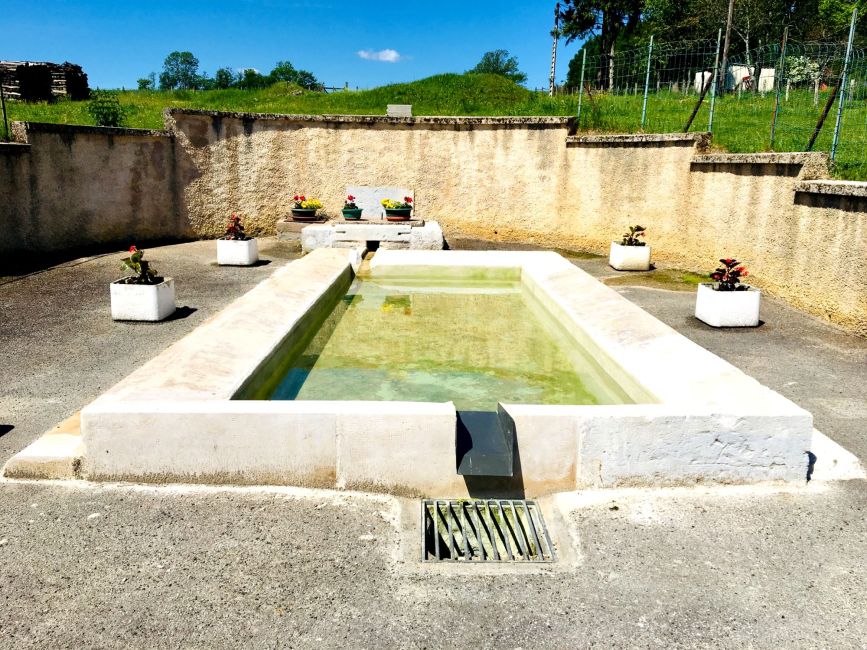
[0,240,865,649]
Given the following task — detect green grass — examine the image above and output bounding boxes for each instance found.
[3,72,866,179]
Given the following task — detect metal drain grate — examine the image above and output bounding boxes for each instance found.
[421,499,556,562]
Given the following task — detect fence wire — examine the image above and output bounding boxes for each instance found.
[571,35,867,180]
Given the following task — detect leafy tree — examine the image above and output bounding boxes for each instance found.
[235,68,269,90]
[214,67,235,89]
[159,51,201,90]
[558,0,643,89]
[468,50,528,84]
[269,60,298,83]
[294,70,320,90]
[136,72,156,91]
[87,91,126,127]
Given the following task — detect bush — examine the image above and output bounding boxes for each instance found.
[87,91,126,127]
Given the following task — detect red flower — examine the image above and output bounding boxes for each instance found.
[129,245,138,253]
[735,266,745,272]
[742,271,749,277]
[724,258,733,264]
[300,195,306,201]
[404,197,413,203]
[293,195,299,201]
[347,195,355,201]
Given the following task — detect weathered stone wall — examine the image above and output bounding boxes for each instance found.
[3,110,867,335]
[0,123,183,256]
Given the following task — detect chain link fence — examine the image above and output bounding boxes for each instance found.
[571,28,867,180]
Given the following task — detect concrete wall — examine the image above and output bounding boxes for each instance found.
[3,110,867,335]
[0,122,183,255]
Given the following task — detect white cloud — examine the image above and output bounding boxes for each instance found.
[357,49,403,63]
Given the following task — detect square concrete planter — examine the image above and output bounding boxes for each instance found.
[609,242,651,271]
[217,238,259,266]
[695,282,761,327]
[110,278,176,322]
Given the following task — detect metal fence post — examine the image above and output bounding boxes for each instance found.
[641,35,654,128]
[831,7,858,162]
[0,80,8,141]
[769,26,789,149]
[576,49,587,128]
[708,28,722,133]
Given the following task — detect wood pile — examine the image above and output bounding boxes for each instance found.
[0,61,89,101]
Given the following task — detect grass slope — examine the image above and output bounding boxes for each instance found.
[3,72,865,179]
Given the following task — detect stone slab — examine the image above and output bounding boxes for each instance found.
[3,413,83,480]
[386,104,412,117]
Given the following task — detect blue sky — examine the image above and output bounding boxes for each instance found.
[7,1,579,90]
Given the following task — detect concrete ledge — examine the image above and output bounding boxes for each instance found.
[165,108,573,128]
[691,152,831,180]
[3,413,83,480]
[793,179,867,197]
[567,132,710,148]
[0,142,31,154]
[12,121,172,141]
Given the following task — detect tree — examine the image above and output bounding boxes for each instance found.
[136,72,156,91]
[269,60,298,83]
[235,68,269,90]
[214,67,235,89]
[294,70,320,90]
[159,51,201,90]
[468,50,528,84]
[558,0,643,89]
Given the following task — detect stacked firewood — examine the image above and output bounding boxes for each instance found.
[0,61,89,101]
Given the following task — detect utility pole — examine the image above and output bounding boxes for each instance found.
[719,0,735,96]
[549,2,560,96]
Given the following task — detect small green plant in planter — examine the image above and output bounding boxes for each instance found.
[609,224,651,271]
[218,214,259,266]
[291,194,323,221]
[342,195,362,220]
[381,196,413,221]
[620,225,647,246]
[119,246,162,284]
[709,258,749,290]
[695,258,760,327]
[111,246,176,321]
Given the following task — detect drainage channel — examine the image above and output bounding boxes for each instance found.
[421,499,556,563]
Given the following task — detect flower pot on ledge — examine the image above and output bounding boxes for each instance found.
[110,278,176,321]
[694,282,761,327]
[342,207,362,220]
[291,208,320,222]
[609,242,651,271]
[217,238,259,266]
[385,208,412,221]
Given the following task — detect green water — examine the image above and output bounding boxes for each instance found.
[265,278,633,410]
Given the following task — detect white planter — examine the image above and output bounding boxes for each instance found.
[609,242,652,271]
[217,238,259,266]
[695,282,761,327]
[110,278,176,322]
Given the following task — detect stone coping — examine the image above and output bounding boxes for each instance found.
[793,179,867,197]
[567,132,710,147]
[11,121,172,141]
[0,142,31,153]
[692,152,828,166]
[164,108,573,127]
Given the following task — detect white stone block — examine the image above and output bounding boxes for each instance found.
[410,221,444,250]
[301,225,336,252]
[217,238,259,266]
[609,242,651,271]
[386,104,412,117]
[695,282,761,327]
[110,278,176,321]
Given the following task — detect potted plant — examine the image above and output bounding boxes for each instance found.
[217,214,259,266]
[110,246,176,321]
[291,194,323,222]
[342,195,362,220]
[695,258,761,327]
[609,224,651,271]
[381,197,413,221]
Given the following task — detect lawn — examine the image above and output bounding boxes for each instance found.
[3,72,866,179]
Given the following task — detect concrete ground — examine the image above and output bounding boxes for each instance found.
[1,239,865,649]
